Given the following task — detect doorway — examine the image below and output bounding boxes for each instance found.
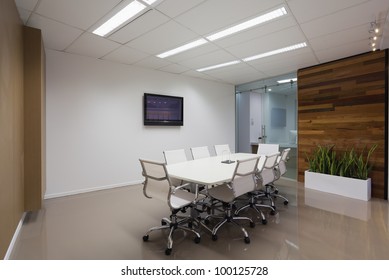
[236,73,298,180]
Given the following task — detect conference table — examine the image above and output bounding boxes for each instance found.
[166,153,263,186]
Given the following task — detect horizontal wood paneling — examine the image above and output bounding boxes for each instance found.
[298,51,387,199]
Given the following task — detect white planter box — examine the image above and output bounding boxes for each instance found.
[304,170,371,201]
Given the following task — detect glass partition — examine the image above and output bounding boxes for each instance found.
[236,73,297,180]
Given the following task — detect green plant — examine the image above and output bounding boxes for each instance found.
[306,144,377,180]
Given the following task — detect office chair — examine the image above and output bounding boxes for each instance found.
[268,148,291,205]
[214,144,231,156]
[235,154,277,224]
[190,146,211,160]
[255,152,281,212]
[163,149,187,165]
[257,143,279,155]
[204,157,259,244]
[139,159,201,255]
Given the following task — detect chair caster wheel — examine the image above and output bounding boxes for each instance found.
[161,220,167,226]
[165,248,172,255]
[212,234,218,241]
[250,221,255,228]
[270,209,276,215]
[244,237,250,244]
[284,201,289,205]
[143,235,149,242]
[275,190,279,194]
[261,219,267,225]
[194,236,201,244]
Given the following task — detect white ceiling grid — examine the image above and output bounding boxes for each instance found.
[15,0,389,85]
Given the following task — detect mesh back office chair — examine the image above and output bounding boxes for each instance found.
[257,143,279,155]
[214,144,231,156]
[255,152,280,213]
[139,159,201,256]
[235,154,277,224]
[268,148,291,205]
[204,157,259,244]
[163,149,187,165]
[190,146,211,160]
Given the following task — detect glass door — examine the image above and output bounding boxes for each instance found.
[236,73,298,180]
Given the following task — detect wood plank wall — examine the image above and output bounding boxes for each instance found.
[297,50,387,199]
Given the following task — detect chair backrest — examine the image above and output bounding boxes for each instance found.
[230,157,260,197]
[139,159,170,201]
[277,148,291,177]
[190,146,210,160]
[163,149,187,165]
[259,152,280,186]
[139,158,193,210]
[214,144,231,156]
[257,144,279,155]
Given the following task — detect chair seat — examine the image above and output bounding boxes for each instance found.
[207,184,234,203]
[170,189,205,209]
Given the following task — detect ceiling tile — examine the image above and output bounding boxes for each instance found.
[309,24,369,51]
[158,63,190,74]
[108,10,170,44]
[315,40,372,63]
[134,56,171,69]
[288,0,367,24]
[35,0,122,29]
[102,45,149,65]
[15,0,39,11]
[16,7,31,24]
[213,16,297,49]
[226,26,306,59]
[300,0,389,39]
[27,14,83,51]
[126,20,200,55]
[175,0,284,36]
[178,49,239,69]
[155,0,206,18]
[66,33,121,58]
[163,43,219,63]
[203,63,265,85]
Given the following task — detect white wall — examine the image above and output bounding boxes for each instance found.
[45,50,235,198]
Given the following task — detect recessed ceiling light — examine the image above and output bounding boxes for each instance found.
[207,7,287,41]
[142,0,158,4]
[93,1,147,37]
[277,78,297,84]
[155,6,287,59]
[157,39,208,58]
[197,60,241,72]
[243,42,307,62]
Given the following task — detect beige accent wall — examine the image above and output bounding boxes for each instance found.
[24,26,46,211]
[0,0,25,258]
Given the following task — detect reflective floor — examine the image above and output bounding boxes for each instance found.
[10,179,389,260]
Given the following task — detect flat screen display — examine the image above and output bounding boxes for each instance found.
[143,93,183,126]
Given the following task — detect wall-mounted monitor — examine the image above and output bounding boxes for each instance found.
[143,93,184,126]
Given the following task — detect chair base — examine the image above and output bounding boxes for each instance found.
[203,204,255,244]
[143,214,201,255]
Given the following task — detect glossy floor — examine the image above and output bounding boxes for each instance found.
[10,179,389,260]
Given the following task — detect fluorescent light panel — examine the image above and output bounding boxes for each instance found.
[157,39,208,59]
[142,0,158,4]
[93,1,146,37]
[197,42,307,72]
[243,42,307,62]
[156,6,287,59]
[207,7,287,41]
[197,60,241,72]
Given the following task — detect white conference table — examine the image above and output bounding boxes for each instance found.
[166,153,263,186]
